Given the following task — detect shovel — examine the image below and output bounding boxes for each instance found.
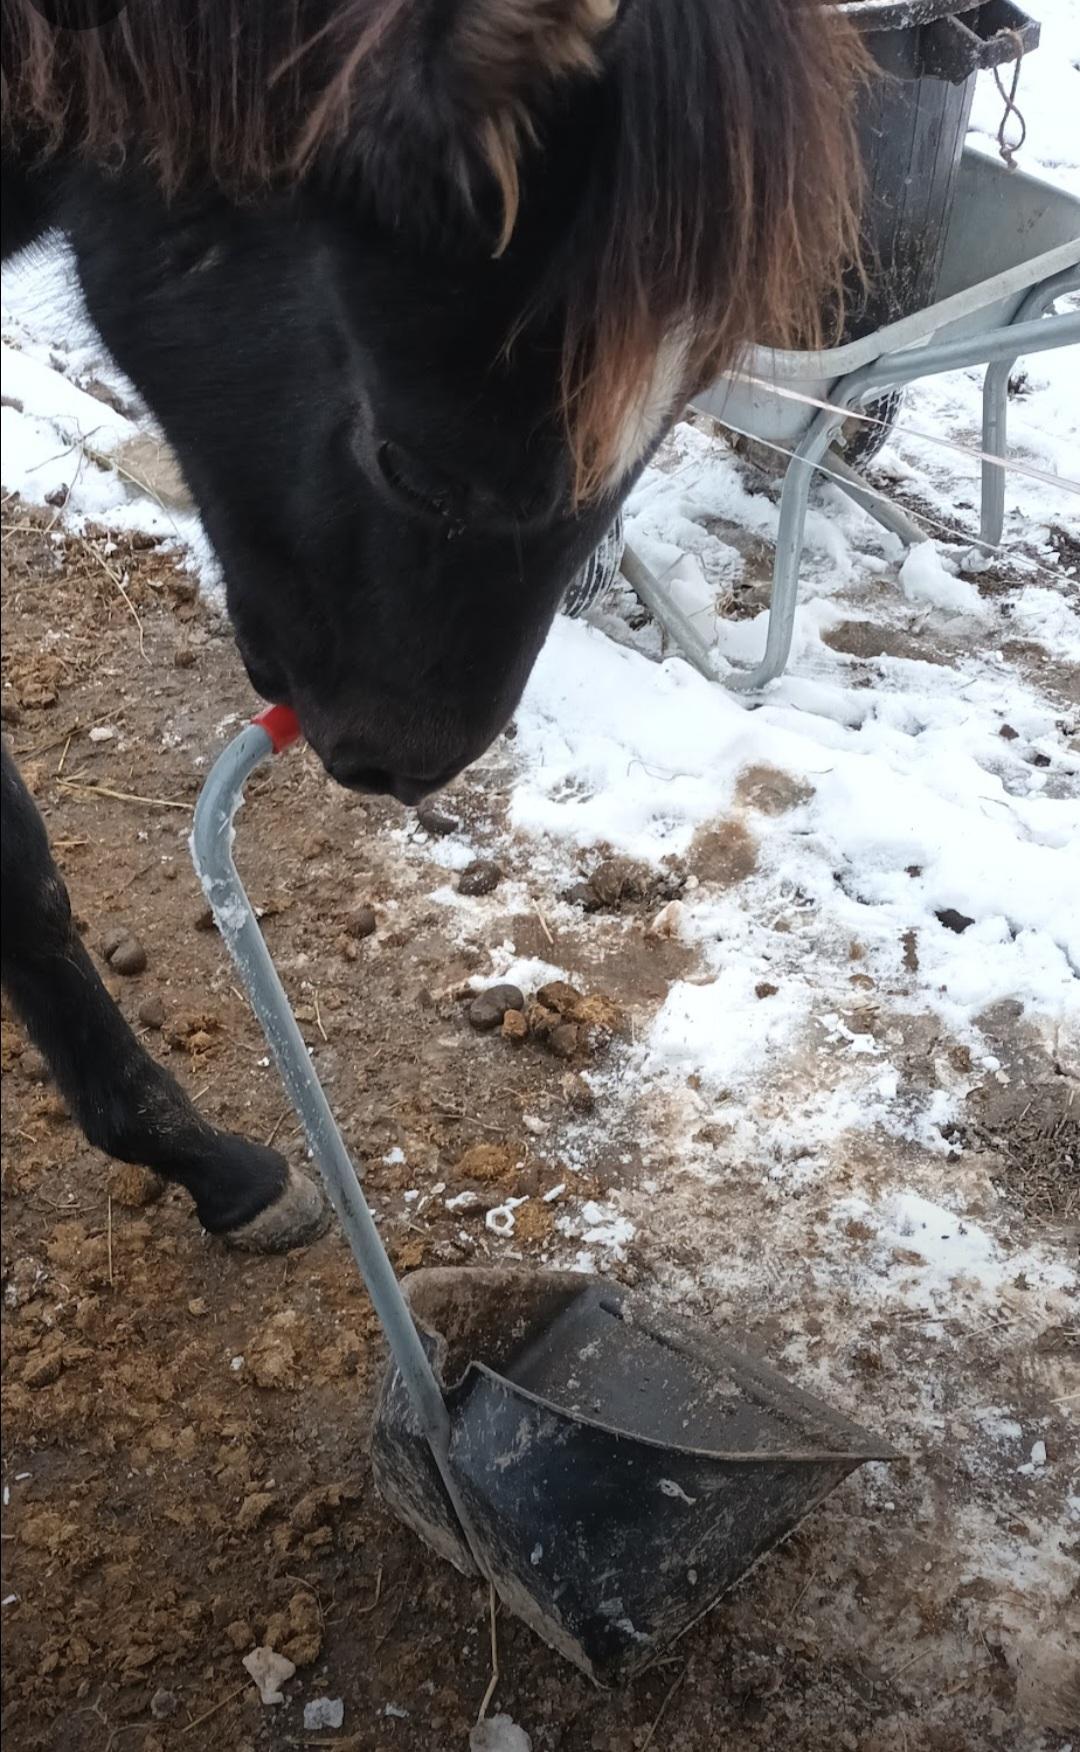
[191,705,897,1684]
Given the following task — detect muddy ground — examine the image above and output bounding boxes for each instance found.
[2,503,1077,1752]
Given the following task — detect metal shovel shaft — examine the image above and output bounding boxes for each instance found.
[189,713,479,1558]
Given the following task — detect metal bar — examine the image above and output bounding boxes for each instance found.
[981,361,1011,552]
[723,416,847,693]
[980,266,1080,546]
[847,308,1080,399]
[824,448,930,547]
[619,544,720,681]
[189,723,486,1571]
[722,300,1080,693]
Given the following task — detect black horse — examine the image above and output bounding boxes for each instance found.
[1,0,865,1247]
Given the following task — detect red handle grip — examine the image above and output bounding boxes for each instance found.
[252,704,302,753]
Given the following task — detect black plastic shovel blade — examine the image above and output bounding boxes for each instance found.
[371,1269,896,1683]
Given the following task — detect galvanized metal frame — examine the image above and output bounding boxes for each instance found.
[617,150,1080,693]
[620,281,1079,691]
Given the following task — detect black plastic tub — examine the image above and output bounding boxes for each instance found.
[844,0,1041,338]
[832,0,1041,460]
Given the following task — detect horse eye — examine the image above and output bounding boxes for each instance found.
[376,442,457,522]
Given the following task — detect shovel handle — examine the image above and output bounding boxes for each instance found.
[189,713,482,1560]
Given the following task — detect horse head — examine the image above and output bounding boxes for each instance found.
[3,0,866,797]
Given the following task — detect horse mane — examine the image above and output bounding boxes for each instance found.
[2,0,868,501]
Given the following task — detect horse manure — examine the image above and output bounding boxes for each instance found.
[588,856,646,908]
[417,800,460,836]
[563,880,597,910]
[468,984,525,1031]
[104,931,149,976]
[138,993,166,1029]
[936,908,974,935]
[344,904,377,940]
[562,1072,596,1113]
[108,1163,165,1209]
[457,859,502,897]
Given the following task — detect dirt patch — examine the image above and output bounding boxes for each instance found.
[509,1200,557,1247]
[1047,524,1080,579]
[822,619,950,667]
[454,1143,525,1189]
[954,1002,1080,1233]
[506,909,696,1006]
[3,500,1077,1752]
[2,504,746,1752]
[687,817,759,886]
[735,763,816,815]
[562,852,686,918]
[998,639,1080,708]
[961,1080,1079,1231]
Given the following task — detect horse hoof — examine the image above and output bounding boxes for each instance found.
[224,1164,329,1253]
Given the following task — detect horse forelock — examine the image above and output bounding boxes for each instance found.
[549,0,870,502]
[0,0,616,188]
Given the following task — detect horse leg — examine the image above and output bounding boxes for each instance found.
[1,746,325,1250]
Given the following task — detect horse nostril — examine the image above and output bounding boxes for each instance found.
[326,758,432,806]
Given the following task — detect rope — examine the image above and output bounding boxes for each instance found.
[993,34,1029,170]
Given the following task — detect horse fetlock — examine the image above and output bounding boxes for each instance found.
[76,1068,304,1239]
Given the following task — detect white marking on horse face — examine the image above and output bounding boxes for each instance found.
[602,330,691,489]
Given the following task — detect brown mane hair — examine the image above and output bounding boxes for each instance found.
[2,0,868,500]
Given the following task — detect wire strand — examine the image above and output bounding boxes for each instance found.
[688,416,1069,592]
[728,373,1080,495]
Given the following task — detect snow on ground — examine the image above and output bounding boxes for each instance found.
[3,26,1078,1748]
[1,242,217,573]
